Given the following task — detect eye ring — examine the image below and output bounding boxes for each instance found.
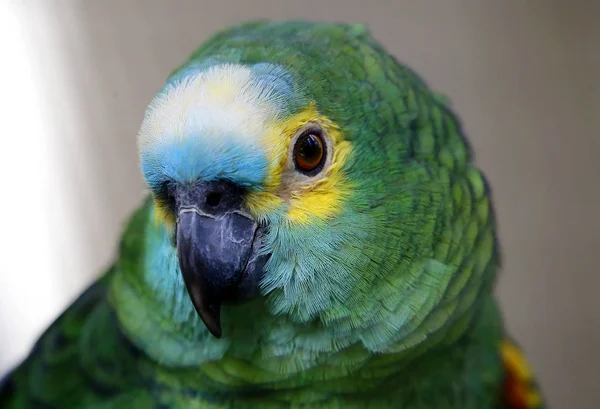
[293,128,327,176]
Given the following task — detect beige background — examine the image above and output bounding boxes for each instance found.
[1,1,598,408]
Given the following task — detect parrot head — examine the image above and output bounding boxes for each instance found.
[136,21,497,351]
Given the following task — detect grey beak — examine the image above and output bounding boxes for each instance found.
[174,180,267,338]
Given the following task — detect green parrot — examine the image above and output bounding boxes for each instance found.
[0,20,545,409]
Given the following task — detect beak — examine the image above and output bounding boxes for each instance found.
[174,180,266,338]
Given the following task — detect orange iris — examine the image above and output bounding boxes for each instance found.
[294,133,324,173]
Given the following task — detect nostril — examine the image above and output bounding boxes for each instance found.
[206,192,222,207]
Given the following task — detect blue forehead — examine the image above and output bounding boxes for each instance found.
[140,136,268,192]
[139,62,305,192]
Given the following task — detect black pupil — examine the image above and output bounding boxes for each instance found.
[299,135,321,162]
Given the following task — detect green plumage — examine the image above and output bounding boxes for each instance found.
[0,20,544,408]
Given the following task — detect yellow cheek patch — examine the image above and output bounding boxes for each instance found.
[246,102,353,225]
[286,139,352,225]
[153,199,176,228]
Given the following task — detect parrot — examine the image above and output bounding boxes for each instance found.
[0,20,545,409]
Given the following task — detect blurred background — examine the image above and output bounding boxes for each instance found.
[0,1,598,407]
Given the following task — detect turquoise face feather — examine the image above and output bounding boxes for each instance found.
[1,20,545,409]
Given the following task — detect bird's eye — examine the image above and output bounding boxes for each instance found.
[293,129,326,175]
